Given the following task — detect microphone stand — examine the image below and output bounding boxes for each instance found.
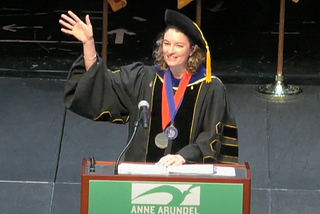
[114,121,140,175]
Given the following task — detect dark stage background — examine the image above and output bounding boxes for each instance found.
[1,0,319,83]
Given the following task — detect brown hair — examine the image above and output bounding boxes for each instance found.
[152,27,206,74]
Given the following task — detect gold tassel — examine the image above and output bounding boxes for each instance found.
[193,22,212,83]
[206,50,212,83]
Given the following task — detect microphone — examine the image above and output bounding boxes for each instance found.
[114,100,149,175]
[138,100,150,129]
[89,156,96,173]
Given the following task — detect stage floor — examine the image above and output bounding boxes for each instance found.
[1,78,320,214]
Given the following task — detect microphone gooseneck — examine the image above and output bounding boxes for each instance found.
[114,121,139,175]
[114,100,150,175]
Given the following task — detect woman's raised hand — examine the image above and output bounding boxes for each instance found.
[59,10,93,44]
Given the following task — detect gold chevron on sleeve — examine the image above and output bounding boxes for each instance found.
[215,121,237,140]
[93,110,128,124]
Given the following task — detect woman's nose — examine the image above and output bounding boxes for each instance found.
[169,46,176,54]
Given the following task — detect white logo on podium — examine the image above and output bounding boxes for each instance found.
[131,183,200,206]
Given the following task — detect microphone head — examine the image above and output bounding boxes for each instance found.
[138,100,149,109]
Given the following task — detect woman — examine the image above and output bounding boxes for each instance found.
[59,9,238,166]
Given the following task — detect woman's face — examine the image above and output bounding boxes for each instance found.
[162,28,191,71]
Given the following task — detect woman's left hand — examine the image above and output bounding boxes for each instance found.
[156,154,186,166]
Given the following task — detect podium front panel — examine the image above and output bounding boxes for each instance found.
[81,160,251,214]
[88,180,243,214]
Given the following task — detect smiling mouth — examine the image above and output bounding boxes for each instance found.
[166,55,177,61]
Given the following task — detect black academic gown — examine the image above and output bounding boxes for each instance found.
[64,55,238,164]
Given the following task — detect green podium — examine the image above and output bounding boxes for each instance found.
[81,159,251,214]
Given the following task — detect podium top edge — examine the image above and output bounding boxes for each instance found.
[82,158,249,169]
